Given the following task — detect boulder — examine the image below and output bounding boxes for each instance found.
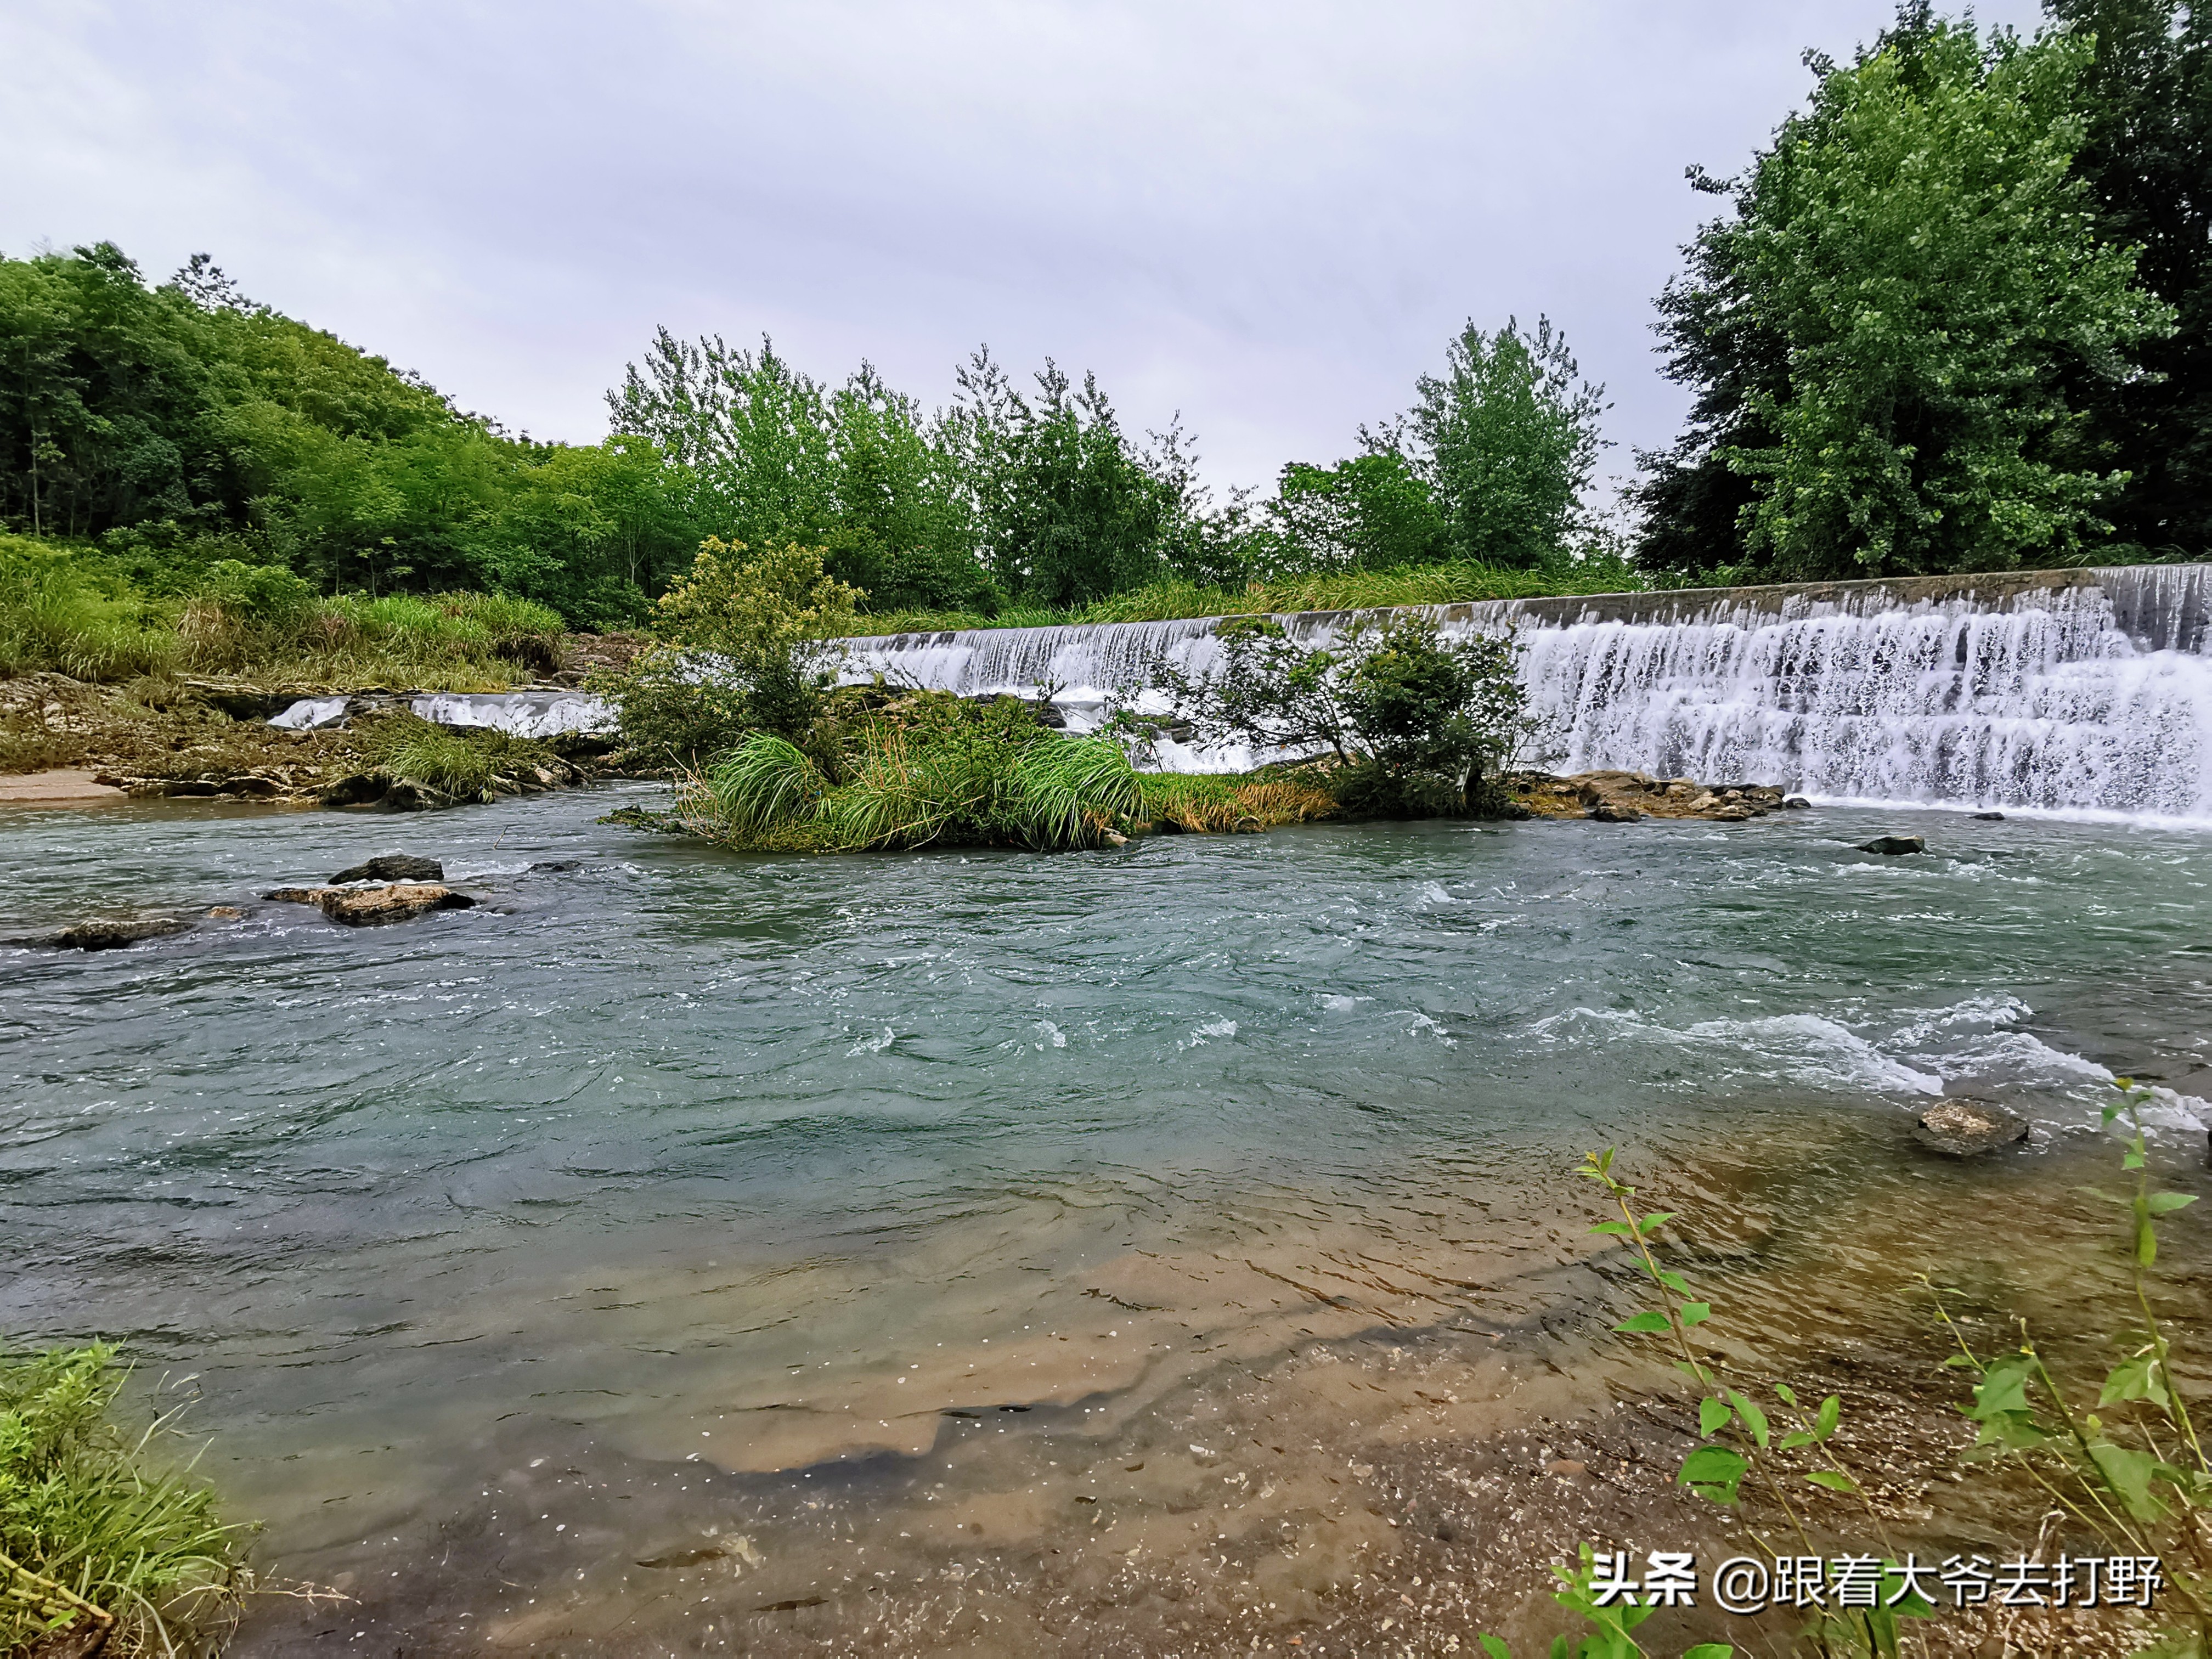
[1857,834,1926,855]
[320,774,390,808]
[1973,811,2006,821]
[1709,804,1757,821]
[37,917,190,951]
[1588,802,1644,823]
[331,854,444,884]
[1782,795,1813,810]
[264,883,475,926]
[206,905,244,919]
[1914,1098,2029,1157]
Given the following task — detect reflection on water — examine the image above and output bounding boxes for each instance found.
[3,787,2210,1650]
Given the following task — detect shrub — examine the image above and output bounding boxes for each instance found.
[365,714,555,802]
[0,538,178,682]
[0,1344,249,1656]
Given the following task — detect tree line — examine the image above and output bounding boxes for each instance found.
[5,0,2211,613]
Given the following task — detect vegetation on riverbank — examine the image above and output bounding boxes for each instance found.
[0,1345,249,1656]
[0,535,564,691]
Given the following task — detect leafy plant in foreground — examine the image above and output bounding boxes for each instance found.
[1933,1080,2212,1653]
[0,1345,250,1656]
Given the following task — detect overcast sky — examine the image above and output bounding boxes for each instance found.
[6,1,2047,503]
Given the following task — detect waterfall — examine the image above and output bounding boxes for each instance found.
[840,564,2212,819]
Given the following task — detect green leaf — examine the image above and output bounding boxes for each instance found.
[1940,1353,1977,1369]
[1638,1211,1675,1237]
[2087,1440,2167,1521]
[1775,1382,1798,1406]
[1814,1393,1841,1440]
[1655,1269,1692,1295]
[2100,1354,2170,1409]
[1805,1469,1859,1494]
[2136,1214,2158,1267]
[1682,1647,1734,1659]
[1678,1444,1749,1504]
[1549,1637,1572,1659]
[1778,1430,1815,1450]
[1699,1396,1734,1437]
[1967,1357,2034,1421]
[1678,1302,1714,1327]
[2124,1148,2147,1170]
[1727,1388,1770,1448]
[1588,1221,1633,1237]
[1480,1636,1511,1659]
[1614,1311,1672,1334]
[2148,1192,2198,1216]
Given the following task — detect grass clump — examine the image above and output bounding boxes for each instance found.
[0,1344,249,1656]
[679,693,1143,853]
[1137,772,1336,832]
[364,714,558,803]
[826,557,1647,639]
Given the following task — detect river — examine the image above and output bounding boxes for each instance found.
[3,785,2208,1652]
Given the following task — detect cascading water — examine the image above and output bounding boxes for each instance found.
[840,563,2212,819]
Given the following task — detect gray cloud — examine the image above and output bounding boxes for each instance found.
[5,0,2048,500]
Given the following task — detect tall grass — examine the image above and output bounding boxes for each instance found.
[1,537,566,689]
[690,727,1144,852]
[826,558,1649,640]
[365,714,557,801]
[0,1345,249,1656]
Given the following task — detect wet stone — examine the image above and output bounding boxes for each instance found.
[1857,834,1927,855]
[1914,1098,2030,1157]
[331,853,444,884]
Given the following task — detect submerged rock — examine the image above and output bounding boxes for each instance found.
[1973,811,2007,821]
[1914,1098,2029,1157]
[331,853,444,883]
[32,917,191,950]
[264,883,475,926]
[1858,834,1927,855]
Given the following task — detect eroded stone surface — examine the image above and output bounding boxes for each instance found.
[1914,1098,2030,1156]
[264,883,475,926]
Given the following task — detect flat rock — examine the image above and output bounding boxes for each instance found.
[264,883,474,926]
[35,917,191,950]
[1914,1098,2030,1157]
[331,853,444,883]
[1858,834,1926,855]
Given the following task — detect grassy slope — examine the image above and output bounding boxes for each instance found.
[826,560,1648,639]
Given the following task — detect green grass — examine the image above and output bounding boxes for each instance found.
[826,558,1649,639]
[365,714,557,802]
[686,726,1146,853]
[1,535,565,690]
[0,1345,249,1656]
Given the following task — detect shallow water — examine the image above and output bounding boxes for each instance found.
[3,789,2210,1651]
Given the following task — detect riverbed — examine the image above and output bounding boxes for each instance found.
[3,787,2208,1654]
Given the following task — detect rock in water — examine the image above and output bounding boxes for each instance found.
[1973,811,2006,821]
[39,917,190,950]
[331,853,444,883]
[1914,1098,2030,1157]
[1857,834,1926,855]
[1782,795,1813,810]
[1587,802,1644,823]
[264,883,475,926]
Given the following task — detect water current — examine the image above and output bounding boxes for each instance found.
[3,786,2210,1651]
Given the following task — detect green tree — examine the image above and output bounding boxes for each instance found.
[949,349,1180,607]
[1641,12,2175,579]
[2043,0,2212,560]
[1404,317,1607,569]
[1269,450,1452,571]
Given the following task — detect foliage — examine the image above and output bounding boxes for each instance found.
[1267,452,1454,572]
[0,243,699,620]
[2045,0,2212,562]
[0,1344,249,1656]
[601,539,864,763]
[364,714,558,803]
[1638,13,2175,580]
[680,697,1144,854]
[1403,318,1609,571]
[0,535,179,682]
[1143,614,1530,814]
[948,348,1190,607]
[607,334,994,613]
[825,557,1645,639]
[1932,1080,2212,1652]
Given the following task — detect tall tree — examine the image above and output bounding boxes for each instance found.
[2045,0,2212,557]
[1403,317,1607,569]
[1639,11,2174,579]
